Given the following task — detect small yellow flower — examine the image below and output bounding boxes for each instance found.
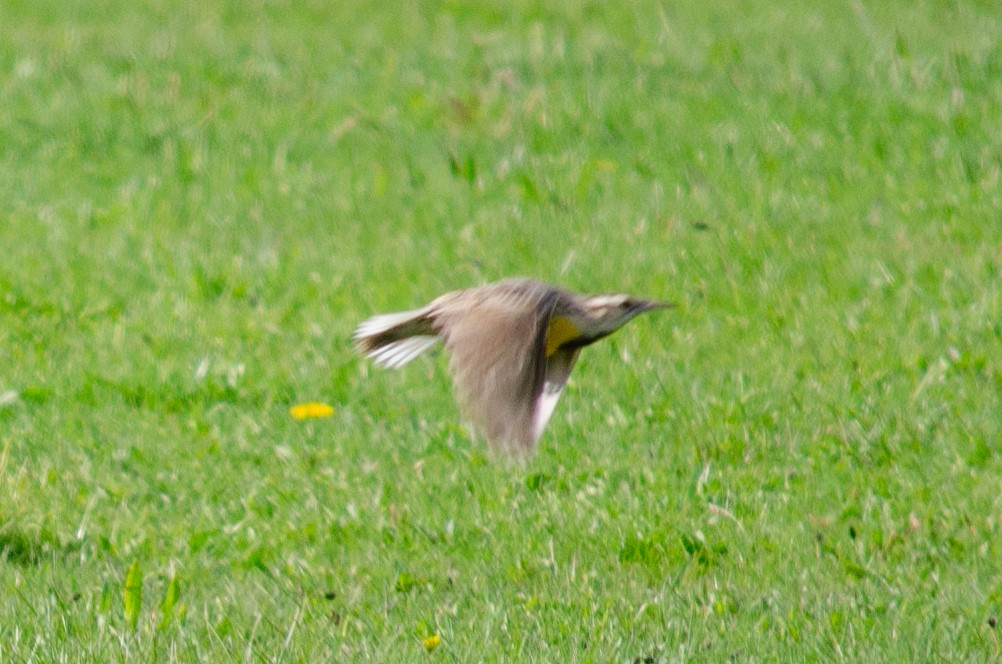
[289,402,335,420]
[422,634,441,652]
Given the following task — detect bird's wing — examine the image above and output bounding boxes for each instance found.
[531,347,580,442]
[440,289,558,454]
[353,306,440,368]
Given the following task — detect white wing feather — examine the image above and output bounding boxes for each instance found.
[367,335,440,368]
[353,308,428,340]
[354,306,440,369]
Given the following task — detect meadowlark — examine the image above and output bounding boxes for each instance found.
[353,278,671,455]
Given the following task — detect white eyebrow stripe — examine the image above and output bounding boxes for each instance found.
[586,294,628,308]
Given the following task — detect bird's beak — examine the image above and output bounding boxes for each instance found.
[634,299,675,313]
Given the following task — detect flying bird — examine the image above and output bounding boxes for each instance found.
[353,278,670,455]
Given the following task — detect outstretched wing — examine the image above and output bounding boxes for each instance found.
[439,288,558,454]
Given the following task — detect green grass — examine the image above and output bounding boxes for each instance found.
[2,0,1001,660]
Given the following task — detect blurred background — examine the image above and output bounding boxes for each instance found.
[1,0,1000,659]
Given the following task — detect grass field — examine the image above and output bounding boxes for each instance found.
[2,0,1001,660]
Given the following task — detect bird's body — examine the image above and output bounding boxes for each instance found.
[353,278,669,455]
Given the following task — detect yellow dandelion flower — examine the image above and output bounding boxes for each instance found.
[289,402,335,420]
[422,634,441,652]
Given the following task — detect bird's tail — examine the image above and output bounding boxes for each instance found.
[353,308,441,369]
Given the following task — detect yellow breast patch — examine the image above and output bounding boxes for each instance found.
[545,315,581,356]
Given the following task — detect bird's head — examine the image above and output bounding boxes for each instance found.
[579,293,673,336]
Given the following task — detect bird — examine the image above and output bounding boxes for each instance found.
[353,278,671,455]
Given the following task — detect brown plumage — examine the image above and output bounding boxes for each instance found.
[353,278,670,455]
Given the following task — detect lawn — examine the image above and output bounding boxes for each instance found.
[1,0,1001,661]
